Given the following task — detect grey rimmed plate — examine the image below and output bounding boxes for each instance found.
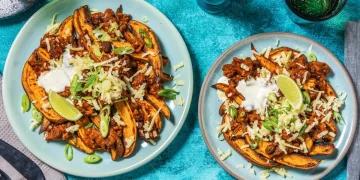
[3,0,193,178]
[198,32,357,180]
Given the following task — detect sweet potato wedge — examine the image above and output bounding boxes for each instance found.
[244,134,280,159]
[222,115,280,167]
[129,20,163,79]
[211,83,244,105]
[309,144,335,156]
[140,100,162,131]
[145,94,170,120]
[114,101,137,157]
[39,118,51,134]
[219,101,227,116]
[68,137,94,154]
[251,43,283,74]
[21,51,65,123]
[57,16,74,45]
[73,6,94,38]
[123,29,144,52]
[303,78,316,90]
[269,47,303,62]
[275,154,321,169]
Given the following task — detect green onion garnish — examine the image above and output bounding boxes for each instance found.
[64,144,73,161]
[158,89,180,100]
[21,94,30,113]
[114,97,129,103]
[302,91,311,104]
[100,105,111,138]
[113,46,135,55]
[228,106,238,119]
[84,154,102,164]
[91,45,103,59]
[251,136,260,149]
[70,74,82,98]
[84,123,94,129]
[267,92,277,103]
[298,123,307,136]
[31,107,43,122]
[84,75,97,89]
[286,51,292,61]
[240,111,246,117]
[334,111,345,125]
[138,28,152,48]
[308,52,317,61]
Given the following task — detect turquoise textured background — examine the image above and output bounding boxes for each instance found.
[1,0,359,179]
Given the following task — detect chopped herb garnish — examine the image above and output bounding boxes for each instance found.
[158,89,180,100]
[308,51,317,61]
[84,75,97,89]
[251,136,260,149]
[334,111,345,125]
[113,46,135,55]
[84,123,94,129]
[240,111,246,117]
[64,144,73,161]
[302,91,311,104]
[298,123,307,136]
[228,106,238,119]
[114,97,129,103]
[21,94,30,113]
[138,28,152,48]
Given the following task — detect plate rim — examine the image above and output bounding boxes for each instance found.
[198,32,358,180]
[2,0,193,178]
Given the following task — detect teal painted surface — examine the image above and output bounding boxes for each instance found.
[1,0,359,179]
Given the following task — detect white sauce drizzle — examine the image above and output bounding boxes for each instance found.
[37,51,76,93]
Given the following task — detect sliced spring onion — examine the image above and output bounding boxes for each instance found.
[108,22,119,32]
[308,52,317,61]
[113,46,135,55]
[64,144,73,161]
[282,101,292,111]
[267,92,277,103]
[141,16,149,23]
[102,80,112,92]
[93,29,111,42]
[286,51,292,61]
[228,106,238,119]
[84,154,101,164]
[70,74,82,98]
[84,123,94,129]
[21,94,30,113]
[298,123,307,136]
[268,108,279,116]
[302,91,311,104]
[251,136,260,149]
[240,111,246,117]
[158,89,180,100]
[100,105,111,137]
[31,108,43,122]
[138,28,152,48]
[100,120,109,138]
[334,111,345,124]
[83,75,97,89]
[114,97,129,103]
[91,45,102,59]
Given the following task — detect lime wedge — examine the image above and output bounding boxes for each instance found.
[48,90,82,121]
[275,75,303,110]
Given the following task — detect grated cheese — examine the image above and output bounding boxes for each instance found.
[219,149,232,161]
[144,66,153,76]
[328,132,336,137]
[66,44,84,51]
[173,61,184,71]
[317,130,329,138]
[125,136,135,148]
[240,144,250,149]
[252,50,261,56]
[294,52,303,59]
[45,38,50,51]
[305,122,316,133]
[113,113,125,126]
[145,107,162,132]
[302,71,308,84]
[65,125,79,133]
[93,56,119,67]
[320,111,332,123]
[149,139,157,145]
[41,96,48,101]
[236,164,245,168]
[240,63,250,71]
[176,80,185,86]
[296,63,306,68]
[264,46,271,59]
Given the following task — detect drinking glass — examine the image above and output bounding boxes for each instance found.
[285,0,347,24]
[197,0,231,14]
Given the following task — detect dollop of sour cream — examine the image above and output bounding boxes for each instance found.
[37,50,76,93]
[216,76,278,111]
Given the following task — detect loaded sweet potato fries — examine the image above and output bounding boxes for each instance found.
[21,5,175,161]
[213,44,345,169]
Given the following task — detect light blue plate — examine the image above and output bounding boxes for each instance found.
[3,0,193,178]
[199,33,357,180]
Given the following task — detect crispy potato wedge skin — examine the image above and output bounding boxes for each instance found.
[244,134,279,159]
[145,94,170,120]
[22,51,65,123]
[58,16,74,45]
[275,154,320,169]
[114,102,137,157]
[211,83,244,104]
[219,101,226,116]
[129,20,163,79]
[222,115,280,167]
[68,137,94,154]
[142,100,162,131]
[251,43,282,74]
[39,118,51,134]
[269,47,303,62]
[309,144,335,156]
